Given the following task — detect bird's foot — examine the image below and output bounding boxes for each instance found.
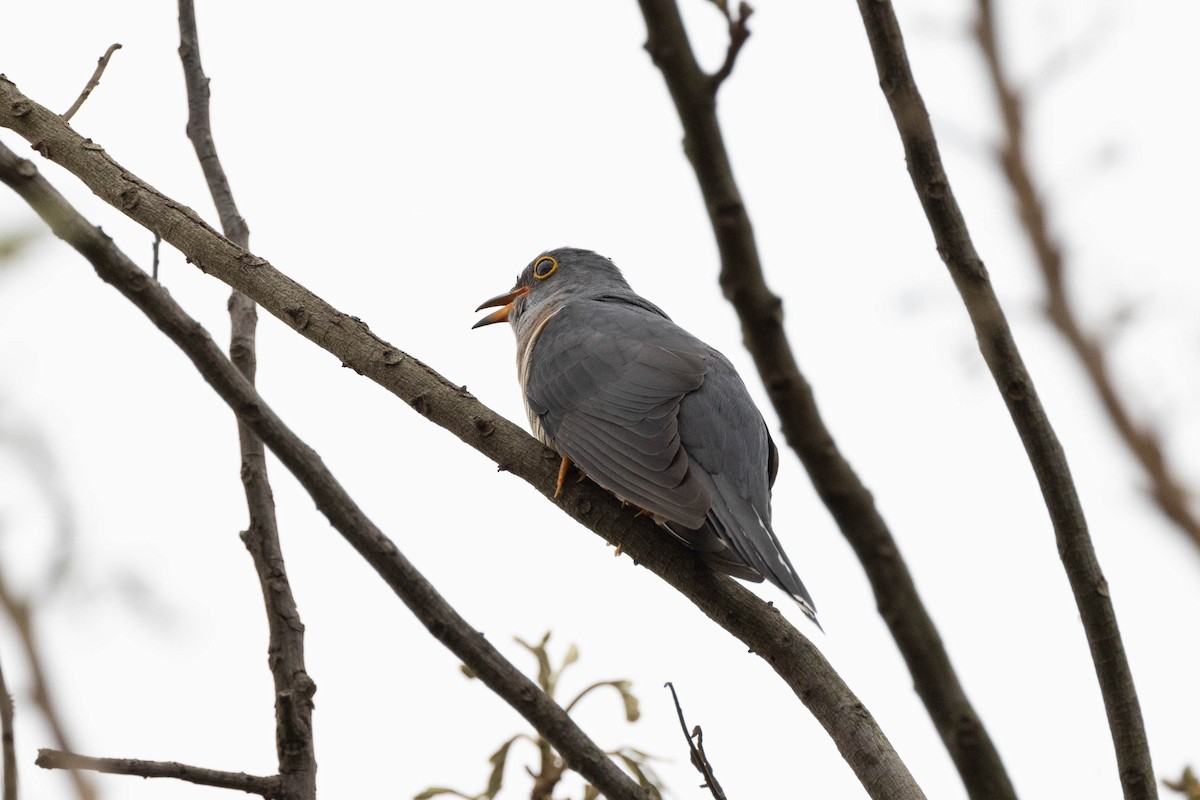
[554,455,572,499]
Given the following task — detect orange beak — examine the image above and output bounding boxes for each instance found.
[472,285,530,329]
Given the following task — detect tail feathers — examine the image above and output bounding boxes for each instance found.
[704,474,820,628]
[660,518,762,582]
[698,548,766,583]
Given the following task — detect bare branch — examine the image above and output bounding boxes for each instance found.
[974,0,1200,553]
[177,1,247,247]
[0,650,16,800]
[61,44,122,122]
[0,85,924,799]
[176,3,316,798]
[634,3,1014,798]
[664,683,725,800]
[36,749,280,798]
[0,140,650,800]
[852,1,1156,797]
[708,2,753,93]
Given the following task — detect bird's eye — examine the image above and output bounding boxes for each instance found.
[533,256,558,280]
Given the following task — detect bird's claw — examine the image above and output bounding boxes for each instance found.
[554,455,572,499]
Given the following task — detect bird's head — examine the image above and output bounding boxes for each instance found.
[472,247,633,336]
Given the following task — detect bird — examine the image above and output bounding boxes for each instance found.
[473,247,818,624]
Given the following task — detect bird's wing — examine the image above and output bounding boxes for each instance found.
[524,300,715,530]
[677,352,817,616]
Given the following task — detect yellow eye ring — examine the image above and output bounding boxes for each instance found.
[533,256,558,280]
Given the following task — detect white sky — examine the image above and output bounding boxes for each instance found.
[1,1,1198,799]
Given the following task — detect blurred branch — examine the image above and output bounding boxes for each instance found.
[664,683,725,800]
[177,4,316,799]
[974,0,1200,552]
[0,225,42,264]
[0,569,95,800]
[61,44,122,122]
[0,423,78,605]
[1,649,16,800]
[0,83,923,800]
[634,3,1013,798]
[0,141,649,800]
[36,749,281,798]
[852,1,1156,798]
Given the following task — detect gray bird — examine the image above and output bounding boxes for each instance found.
[474,247,817,623]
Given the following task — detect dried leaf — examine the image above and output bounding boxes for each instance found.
[483,736,519,799]
[1165,766,1200,799]
[614,679,640,722]
[413,787,474,800]
[620,747,656,760]
[561,642,580,668]
[565,680,640,721]
[515,633,554,694]
[615,751,664,800]
[549,643,580,696]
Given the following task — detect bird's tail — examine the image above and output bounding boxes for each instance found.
[701,473,820,628]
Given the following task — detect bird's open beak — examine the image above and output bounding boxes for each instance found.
[472,285,530,329]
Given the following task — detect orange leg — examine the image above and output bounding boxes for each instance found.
[554,456,572,499]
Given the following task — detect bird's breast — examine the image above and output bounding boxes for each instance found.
[516,305,563,447]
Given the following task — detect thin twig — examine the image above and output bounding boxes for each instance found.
[61,44,122,122]
[36,749,280,798]
[974,0,1200,553]
[852,2,1156,798]
[176,4,316,798]
[0,569,95,800]
[0,94,925,799]
[0,650,16,800]
[177,2,248,247]
[634,3,1014,798]
[664,683,725,800]
[0,141,650,800]
[151,233,160,281]
[708,2,753,93]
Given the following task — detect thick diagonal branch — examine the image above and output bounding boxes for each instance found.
[0,88,922,799]
[852,2,1156,798]
[0,141,648,800]
[974,0,1200,553]
[177,4,316,798]
[633,3,1015,798]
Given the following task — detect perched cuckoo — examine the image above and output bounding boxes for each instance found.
[474,247,817,623]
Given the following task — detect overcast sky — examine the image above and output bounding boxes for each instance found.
[1,1,1198,799]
